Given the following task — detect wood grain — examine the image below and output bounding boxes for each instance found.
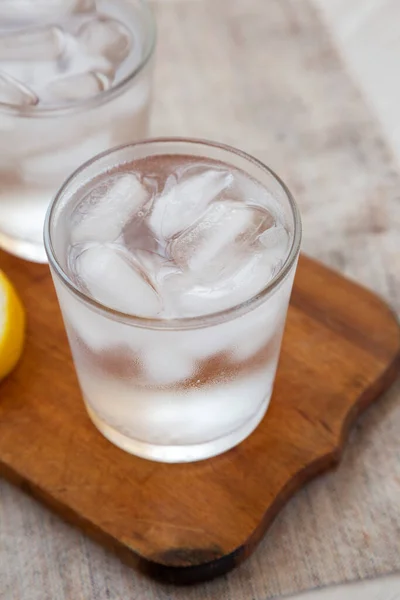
[0,251,399,584]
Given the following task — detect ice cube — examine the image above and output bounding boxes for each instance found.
[259,224,290,269]
[0,71,38,107]
[71,173,148,244]
[56,272,156,354]
[174,227,292,327]
[74,244,161,317]
[55,277,136,352]
[172,251,270,317]
[170,202,271,282]
[79,17,132,65]
[149,168,233,242]
[0,26,65,62]
[0,61,62,92]
[45,71,111,103]
[234,171,286,223]
[163,201,281,317]
[176,323,234,359]
[231,295,287,361]
[141,344,195,386]
[175,202,254,274]
[135,250,180,287]
[59,30,114,84]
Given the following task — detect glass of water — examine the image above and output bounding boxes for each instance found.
[44,139,301,463]
[0,0,155,263]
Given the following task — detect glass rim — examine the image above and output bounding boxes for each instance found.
[44,137,302,330]
[0,0,156,119]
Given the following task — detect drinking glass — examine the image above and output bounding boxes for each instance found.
[44,139,302,463]
[0,0,155,262]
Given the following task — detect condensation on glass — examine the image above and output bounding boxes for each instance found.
[45,139,302,463]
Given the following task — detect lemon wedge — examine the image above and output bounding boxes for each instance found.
[0,270,25,380]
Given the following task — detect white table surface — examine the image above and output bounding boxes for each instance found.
[290,574,400,600]
[293,3,400,597]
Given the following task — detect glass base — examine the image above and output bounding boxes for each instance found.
[86,399,269,463]
[0,231,47,263]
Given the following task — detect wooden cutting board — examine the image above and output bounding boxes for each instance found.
[0,251,399,584]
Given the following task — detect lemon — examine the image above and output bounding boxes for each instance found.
[0,270,25,380]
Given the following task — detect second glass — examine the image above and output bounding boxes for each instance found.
[0,0,155,263]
